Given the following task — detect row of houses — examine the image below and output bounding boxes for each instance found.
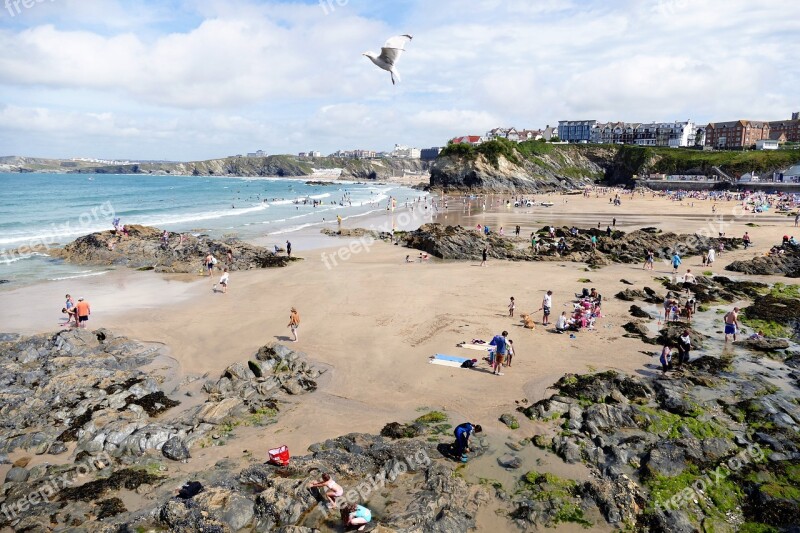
[705,113,800,149]
[557,120,700,147]
[558,112,800,149]
[449,126,560,147]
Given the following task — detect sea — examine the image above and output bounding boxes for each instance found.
[0,172,428,288]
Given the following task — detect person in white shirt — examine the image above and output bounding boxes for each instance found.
[539,290,553,325]
[215,268,229,293]
[555,312,568,333]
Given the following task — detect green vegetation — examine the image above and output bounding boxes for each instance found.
[703,271,714,276]
[768,282,800,299]
[739,524,780,533]
[620,145,800,176]
[740,317,791,338]
[415,411,448,424]
[633,406,732,439]
[577,278,592,283]
[518,471,592,528]
[645,465,744,516]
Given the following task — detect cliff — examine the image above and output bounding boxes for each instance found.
[430,140,609,192]
[0,154,429,181]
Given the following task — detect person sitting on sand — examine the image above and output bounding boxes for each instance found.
[555,311,569,333]
[405,255,412,263]
[344,503,372,531]
[309,473,344,509]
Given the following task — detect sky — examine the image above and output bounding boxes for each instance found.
[0,0,798,161]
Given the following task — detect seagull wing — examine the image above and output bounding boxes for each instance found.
[378,34,412,66]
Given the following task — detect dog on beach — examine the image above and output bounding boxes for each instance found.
[520,314,536,330]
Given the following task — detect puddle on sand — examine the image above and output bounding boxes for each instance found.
[644,300,798,393]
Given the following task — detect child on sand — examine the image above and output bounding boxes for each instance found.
[508,297,515,317]
[506,339,514,367]
[309,473,344,509]
[215,268,229,294]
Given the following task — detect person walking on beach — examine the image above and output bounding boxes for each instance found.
[508,296,516,317]
[480,246,488,267]
[795,213,799,227]
[286,240,292,258]
[742,232,751,249]
[204,253,215,276]
[539,290,553,325]
[214,268,229,294]
[671,252,682,274]
[612,217,616,228]
[643,250,654,270]
[75,297,91,328]
[706,247,715,267]
[515,225,521,237]
[724,307,740,342]
[288,307,300,342]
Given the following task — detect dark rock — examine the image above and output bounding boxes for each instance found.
[735,337,791,352]
[629,305,652,318]
[727,242,800,277]
[617,289,648,301]
[49,224,299,273]
[5,466,29,483]
[162,436,191,461]
[59,468,164,502]
[380,422,424,439]
[96,497,127,519]
[642,509,699,533]
[497,453,522,469]
[48,442,68,455]
[555,371,651,404]
[500,413,520,429]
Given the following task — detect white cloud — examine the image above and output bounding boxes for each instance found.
[0,0,798,159]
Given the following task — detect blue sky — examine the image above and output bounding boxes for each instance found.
[0,0,798,160]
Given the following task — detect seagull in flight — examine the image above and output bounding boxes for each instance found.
[363,34,413,85]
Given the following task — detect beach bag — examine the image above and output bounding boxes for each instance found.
[211,256,218,265]
[268,445,290,466]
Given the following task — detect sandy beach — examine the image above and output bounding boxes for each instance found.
[1,189,796,530]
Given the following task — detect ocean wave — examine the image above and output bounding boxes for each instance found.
[269,221,325,235]
[0,251,49,264]
[48,270,109,281]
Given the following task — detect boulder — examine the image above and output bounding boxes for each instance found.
[162,436,191,461]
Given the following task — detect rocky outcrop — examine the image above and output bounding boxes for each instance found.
[727,243,800,277]
[398,223,740,266]
[520,360,800,532]
[50,225,296,273]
